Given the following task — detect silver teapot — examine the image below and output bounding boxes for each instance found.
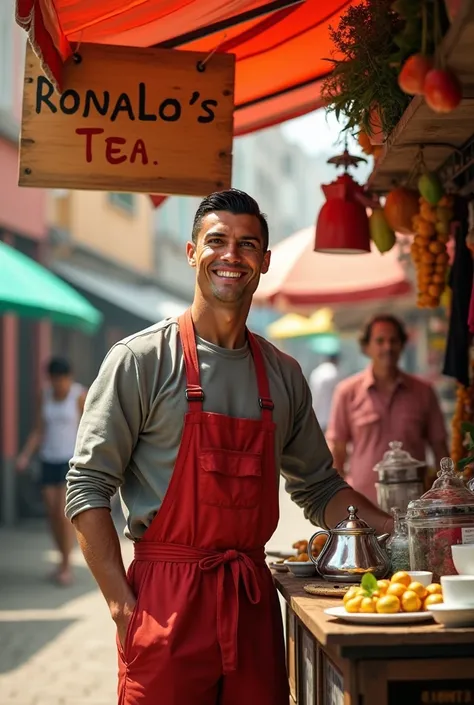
[308,506,391,583]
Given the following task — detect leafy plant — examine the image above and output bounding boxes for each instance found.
[457,421,474,470]
[321,0,415,135]
[360,572,378,596]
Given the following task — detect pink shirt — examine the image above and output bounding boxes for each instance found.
[326,367,447,504]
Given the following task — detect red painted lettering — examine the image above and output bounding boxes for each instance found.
[130,139,149,165]
[76,127,104,162]
[105,137,127,165]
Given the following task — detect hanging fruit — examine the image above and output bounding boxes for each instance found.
[367,104,385,146]
[451,378,474,474]
[410,194,453,309]
[398,54,434,96]
[357,130,374,156]
[369,209,396,253]
[384,186,419,234]
[423,68,462,113]
[418,170,444,205]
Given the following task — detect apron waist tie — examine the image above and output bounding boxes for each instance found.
[134,541,266,674]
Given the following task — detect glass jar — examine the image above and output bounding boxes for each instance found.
[386,507,410,573]
[406,457,474,581]
[374,441,426,514]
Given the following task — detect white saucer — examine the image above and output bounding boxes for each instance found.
[324,606,432,625]
[429,604,474,628]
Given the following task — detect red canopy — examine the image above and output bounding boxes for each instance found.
[254,227,413,309]
[16,0,355,136]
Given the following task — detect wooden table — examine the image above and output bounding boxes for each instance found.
[274,572,474,705]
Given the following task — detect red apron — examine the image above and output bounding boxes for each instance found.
[117,310,289,705]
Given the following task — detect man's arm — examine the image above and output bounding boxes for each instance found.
[281,363,392,533]
[326,384,351,477]
[73,508,136,646]
[66,344,146,643]
[16,395,43,471]
[329,440,347,477]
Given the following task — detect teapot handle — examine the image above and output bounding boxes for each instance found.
[308,530,330,566]
[377,533,391,547]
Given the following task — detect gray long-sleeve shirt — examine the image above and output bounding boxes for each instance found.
[65,318,348,539]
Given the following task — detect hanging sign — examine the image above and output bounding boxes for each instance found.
[19,42,235,197]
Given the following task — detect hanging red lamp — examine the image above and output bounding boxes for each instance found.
[314,149,371,254]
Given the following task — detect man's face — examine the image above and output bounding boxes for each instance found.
[49,373,72,397]
[364,321,404,369]
[187,211,271,305]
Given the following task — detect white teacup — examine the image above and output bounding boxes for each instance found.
[451,544,474,575]
[440,575,474,607]
[407,571,433,587]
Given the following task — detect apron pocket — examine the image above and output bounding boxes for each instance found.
[116,595,141,665]
[199,448,262,509]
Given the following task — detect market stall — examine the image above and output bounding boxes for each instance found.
[274,572,474,705]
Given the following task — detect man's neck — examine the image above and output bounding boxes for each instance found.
[190,297,250,349]
[371,365,399,391]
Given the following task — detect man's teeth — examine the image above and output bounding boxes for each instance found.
[215,271,242,278]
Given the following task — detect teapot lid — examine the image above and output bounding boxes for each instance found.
[335,505,373,532]
[374,441,424,472]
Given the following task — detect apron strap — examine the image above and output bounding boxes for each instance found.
[247,331,274,422]
[178,310,274,420]
[179,309,204,411]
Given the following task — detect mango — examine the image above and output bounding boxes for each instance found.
[418,171,444,206]
[369,209,396,254]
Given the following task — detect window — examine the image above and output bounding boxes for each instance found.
[108,192,135,213]
[0,4,14,112]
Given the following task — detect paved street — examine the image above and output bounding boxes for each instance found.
[0,479,315,704]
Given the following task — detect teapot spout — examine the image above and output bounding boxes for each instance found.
[376,533,390,547]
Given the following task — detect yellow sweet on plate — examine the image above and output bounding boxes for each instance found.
[345,596,364,613]
[387,582,407,598]
[390,571,411,587]
[407,582,428,600]
[425,583,443,596]
[360,597,376,613]
[376,594,400,614]
[423,593,443,610]
[401,590,422,613]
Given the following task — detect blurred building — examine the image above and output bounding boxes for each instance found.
[0,7,51,525]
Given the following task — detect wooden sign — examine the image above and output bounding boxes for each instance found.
[19,43,235,196]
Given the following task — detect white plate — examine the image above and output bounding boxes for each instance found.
[429,604,474,628]
[324,606,433,625]
[269,561,289,573]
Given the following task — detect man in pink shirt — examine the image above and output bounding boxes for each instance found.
[327,314,449,505]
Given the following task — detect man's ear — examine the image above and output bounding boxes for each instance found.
[261,250,271,275]
[186,241,197,268]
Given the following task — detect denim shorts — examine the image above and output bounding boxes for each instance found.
[40,461,70,486]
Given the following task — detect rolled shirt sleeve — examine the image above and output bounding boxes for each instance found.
[280,365,349,528]
[65,343,146,521]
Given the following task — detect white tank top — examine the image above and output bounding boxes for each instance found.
[40,382,84,463]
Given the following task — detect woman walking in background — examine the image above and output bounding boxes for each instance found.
[17,357,87,586]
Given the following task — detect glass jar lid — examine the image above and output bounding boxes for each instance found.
[374,440,425,472]
[407,457,474,520]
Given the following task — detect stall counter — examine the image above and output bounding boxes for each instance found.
[274,572,474,705]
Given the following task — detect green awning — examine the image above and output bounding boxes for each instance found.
[0,241,102,334]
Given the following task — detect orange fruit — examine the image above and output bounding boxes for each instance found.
[387,582,407,598]
[376,595,400,614]
[345,596,364,613]
[425,583,443,596]
[391,571,411,587]
[423,593,443,610]
[376,580,390,594]
[407,582,428,599]
[417,219,436,236]
[401,590,422,612]
[360,597,376,613]
[436,252,449,264]
[428,241,445,255]
[420,203,437,223]
[428,284,443,298]
[343,586,360,604]
[435,219,450,236]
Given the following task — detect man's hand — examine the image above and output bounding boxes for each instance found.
[112,598,137,649]
[16,453,30,473]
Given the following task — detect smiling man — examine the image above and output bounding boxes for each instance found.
[65,190,391,705]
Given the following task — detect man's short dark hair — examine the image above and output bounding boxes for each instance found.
[47,357,72,376]
[192,189,269,251]
[359,315,408,348]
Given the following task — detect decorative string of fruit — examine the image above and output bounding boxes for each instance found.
[397,0,462,113]
[411,189,453,309]
[451,385,474,467]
